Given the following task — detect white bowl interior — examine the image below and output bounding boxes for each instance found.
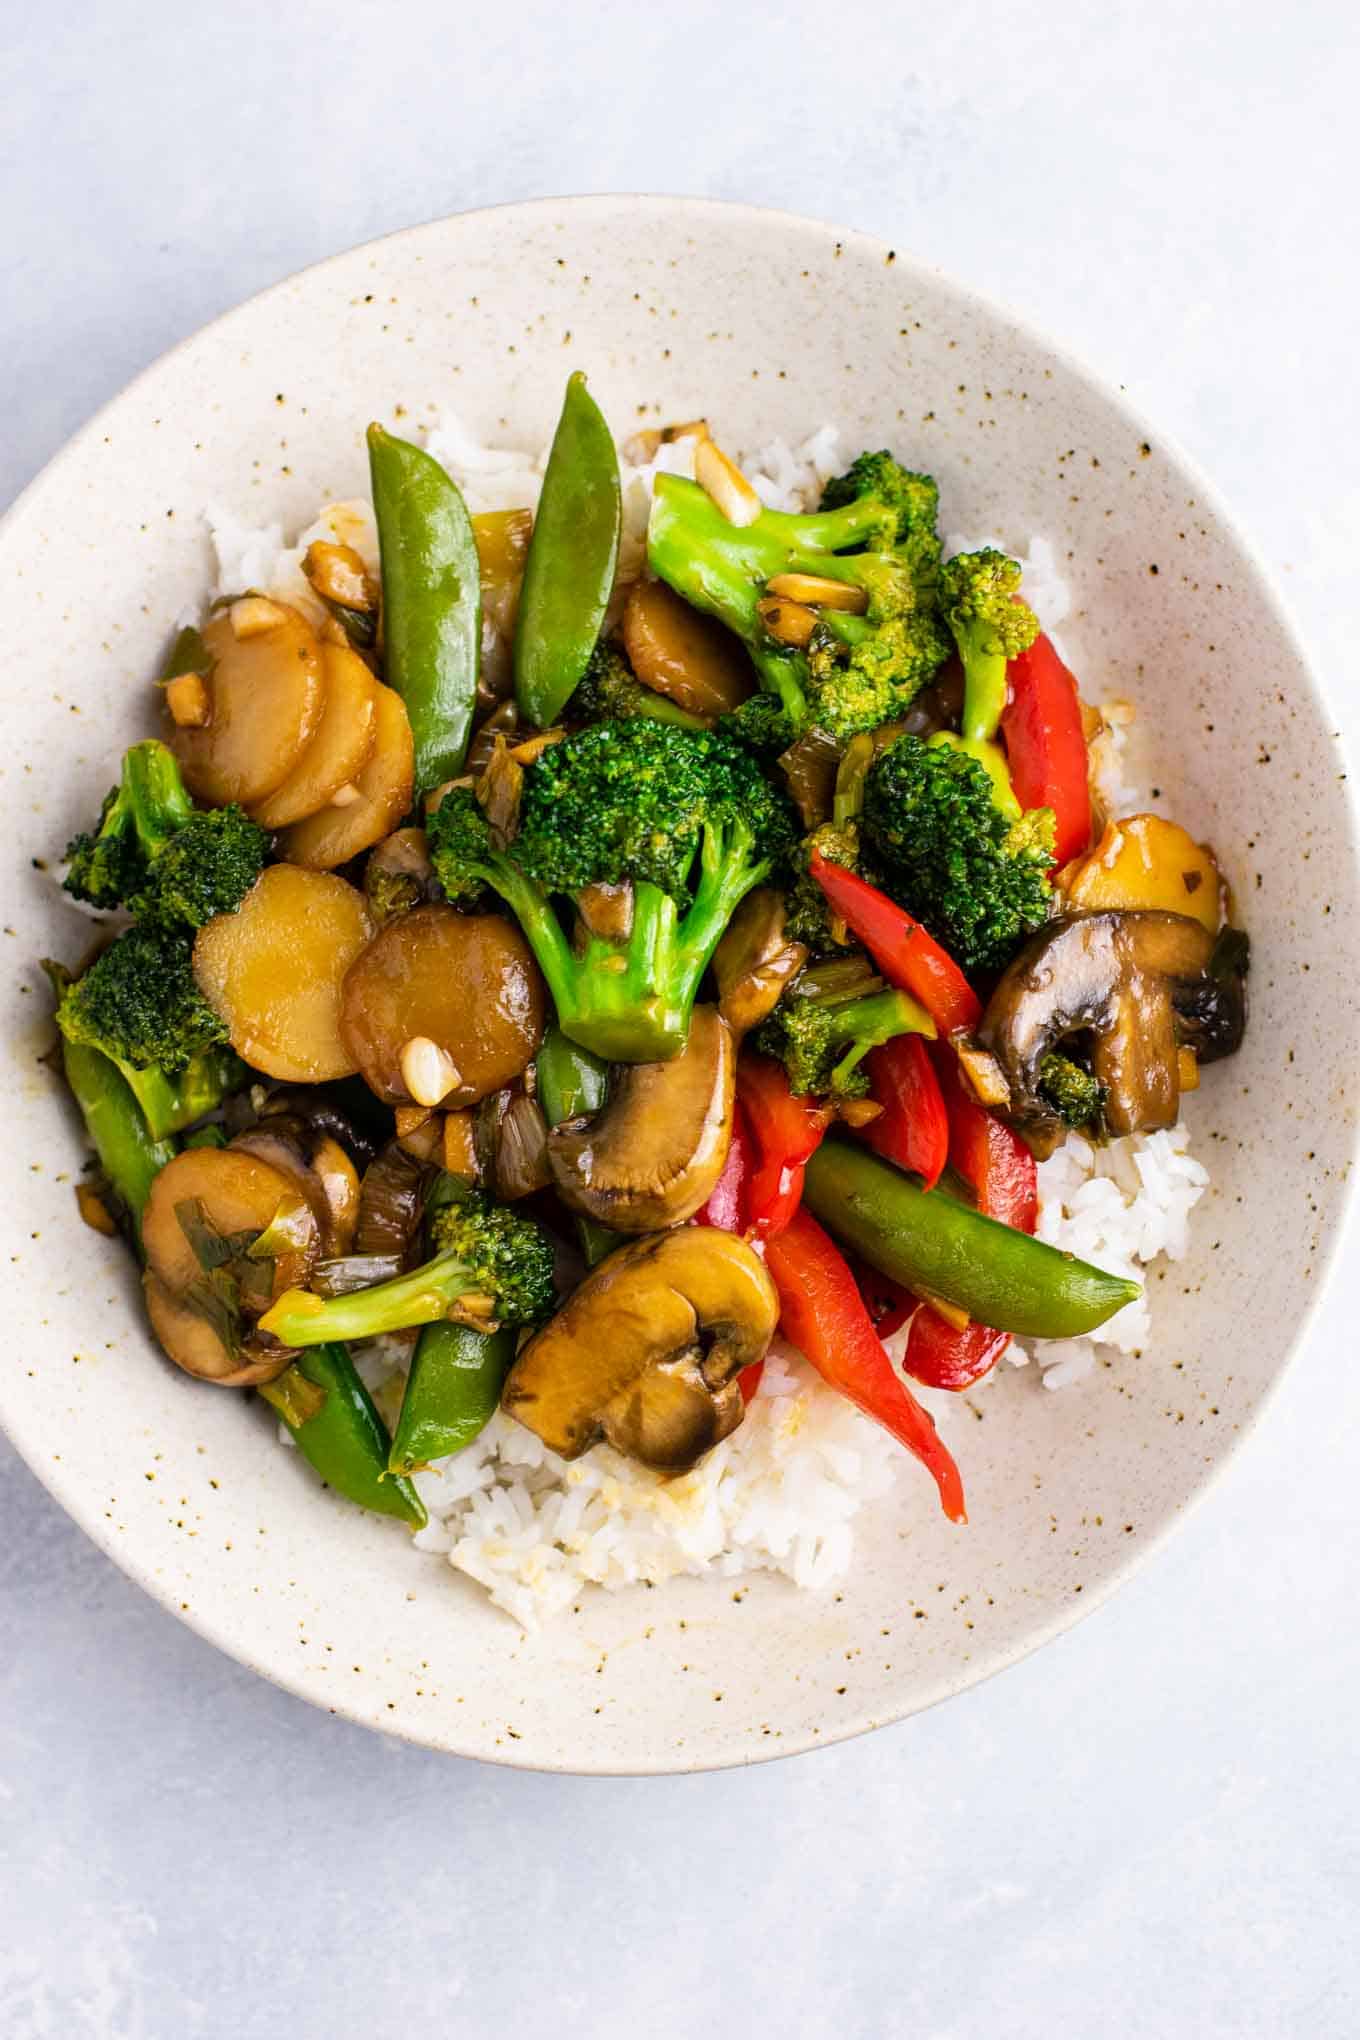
[3,198,1356,1771]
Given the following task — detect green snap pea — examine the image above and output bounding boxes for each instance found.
[513,372,621,727]
[803,1138,1140,1340]
[367,423,481,796]
[54,1028,176,1252]
[261,1342,426,1526]
[388,1320,516,1475]
[535,1027,619,1267]
[536,1024,609,1125]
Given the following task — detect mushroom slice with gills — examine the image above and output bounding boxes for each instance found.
[168,601,326,807]
[143,1273,294,1387]
[502,1227,778,1471]
[193,864,373,1083]
[713,887,808,1037]
[229,1115,360,1257]
[621,579,753,719]
[278,683,415,871]
[248,642,380,829]
[547,1004,735,1232]
[339,904,545,1108]
[1058,814,1225,935]
[978,910,1248,1147]
[599,1350,744,1472]
[259,1085,375,1166]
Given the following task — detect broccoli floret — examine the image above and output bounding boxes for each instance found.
[753,954,935,1098]
[862,734,1054,974]
[1038,1052,1105,1130]
[937,548,1040,747]
[429,719,797,1062]
[569,638,708,730]
[258,1178,556,1346]
[63,741,194,910]
[646,450,950,743]
[54,925,245,1138]
[63,740,266,928]
[719,691,796,757]
[132,806,268,929]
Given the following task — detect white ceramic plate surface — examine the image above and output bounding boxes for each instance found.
[4,197,1356,1772]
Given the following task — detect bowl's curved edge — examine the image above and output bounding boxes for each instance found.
[4,193,1358,1774]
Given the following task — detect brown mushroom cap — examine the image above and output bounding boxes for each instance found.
[979,910,1248,1144]
[502,1227,778,1471]
[546,1005,735,1232]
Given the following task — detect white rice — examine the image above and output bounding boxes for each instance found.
[207,414,1209,1627]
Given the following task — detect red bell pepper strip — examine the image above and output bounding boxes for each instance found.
[930,1042,1037,1233]
[856,1258,1010,1390]
[1001,632,1092,867]
[764,1209,967,1523]
[736,1056,832,1239]
[809,851,981,1036]
[904,1311,1010,1391]
[863,1034,949,1190]
[696,1099,754,1236]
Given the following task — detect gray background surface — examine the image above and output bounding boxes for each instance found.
[3,3,1357,2034]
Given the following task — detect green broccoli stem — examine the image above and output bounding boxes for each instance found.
[952,621,1009,746]
[57,1034,176,1252]
[928,730,1021,820]
[122,739,196,843]
[258,1247,499,1347]
[486,818,772,1063]
[824,986,936,1084]
[118,1046,249,1141]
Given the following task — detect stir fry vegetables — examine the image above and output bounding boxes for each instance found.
[44,373,1251,1541]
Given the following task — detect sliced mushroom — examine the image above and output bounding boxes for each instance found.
[547,1005,734,1231]
[979,910,1248,1147]
[502,1227,777,1470]
[141,1147,320,1385]
[229,1115,360,1256]
[144,1273,293,1387]
[713,888,808,1037]
[621,578,753,718]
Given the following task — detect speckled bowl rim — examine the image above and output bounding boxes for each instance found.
[4,195,1358,1772]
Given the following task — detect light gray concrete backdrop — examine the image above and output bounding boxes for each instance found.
[3,3,1357,2034]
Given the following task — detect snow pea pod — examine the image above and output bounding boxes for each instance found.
[388,1320,515,1475]
[262,1341,426,1526]
[367,424,481,795]
[52,1026,175,1251]
[513,373,620,727]
[803,1138,1140,1339]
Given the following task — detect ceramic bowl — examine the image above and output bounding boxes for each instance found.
[3,198,1356,1773]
